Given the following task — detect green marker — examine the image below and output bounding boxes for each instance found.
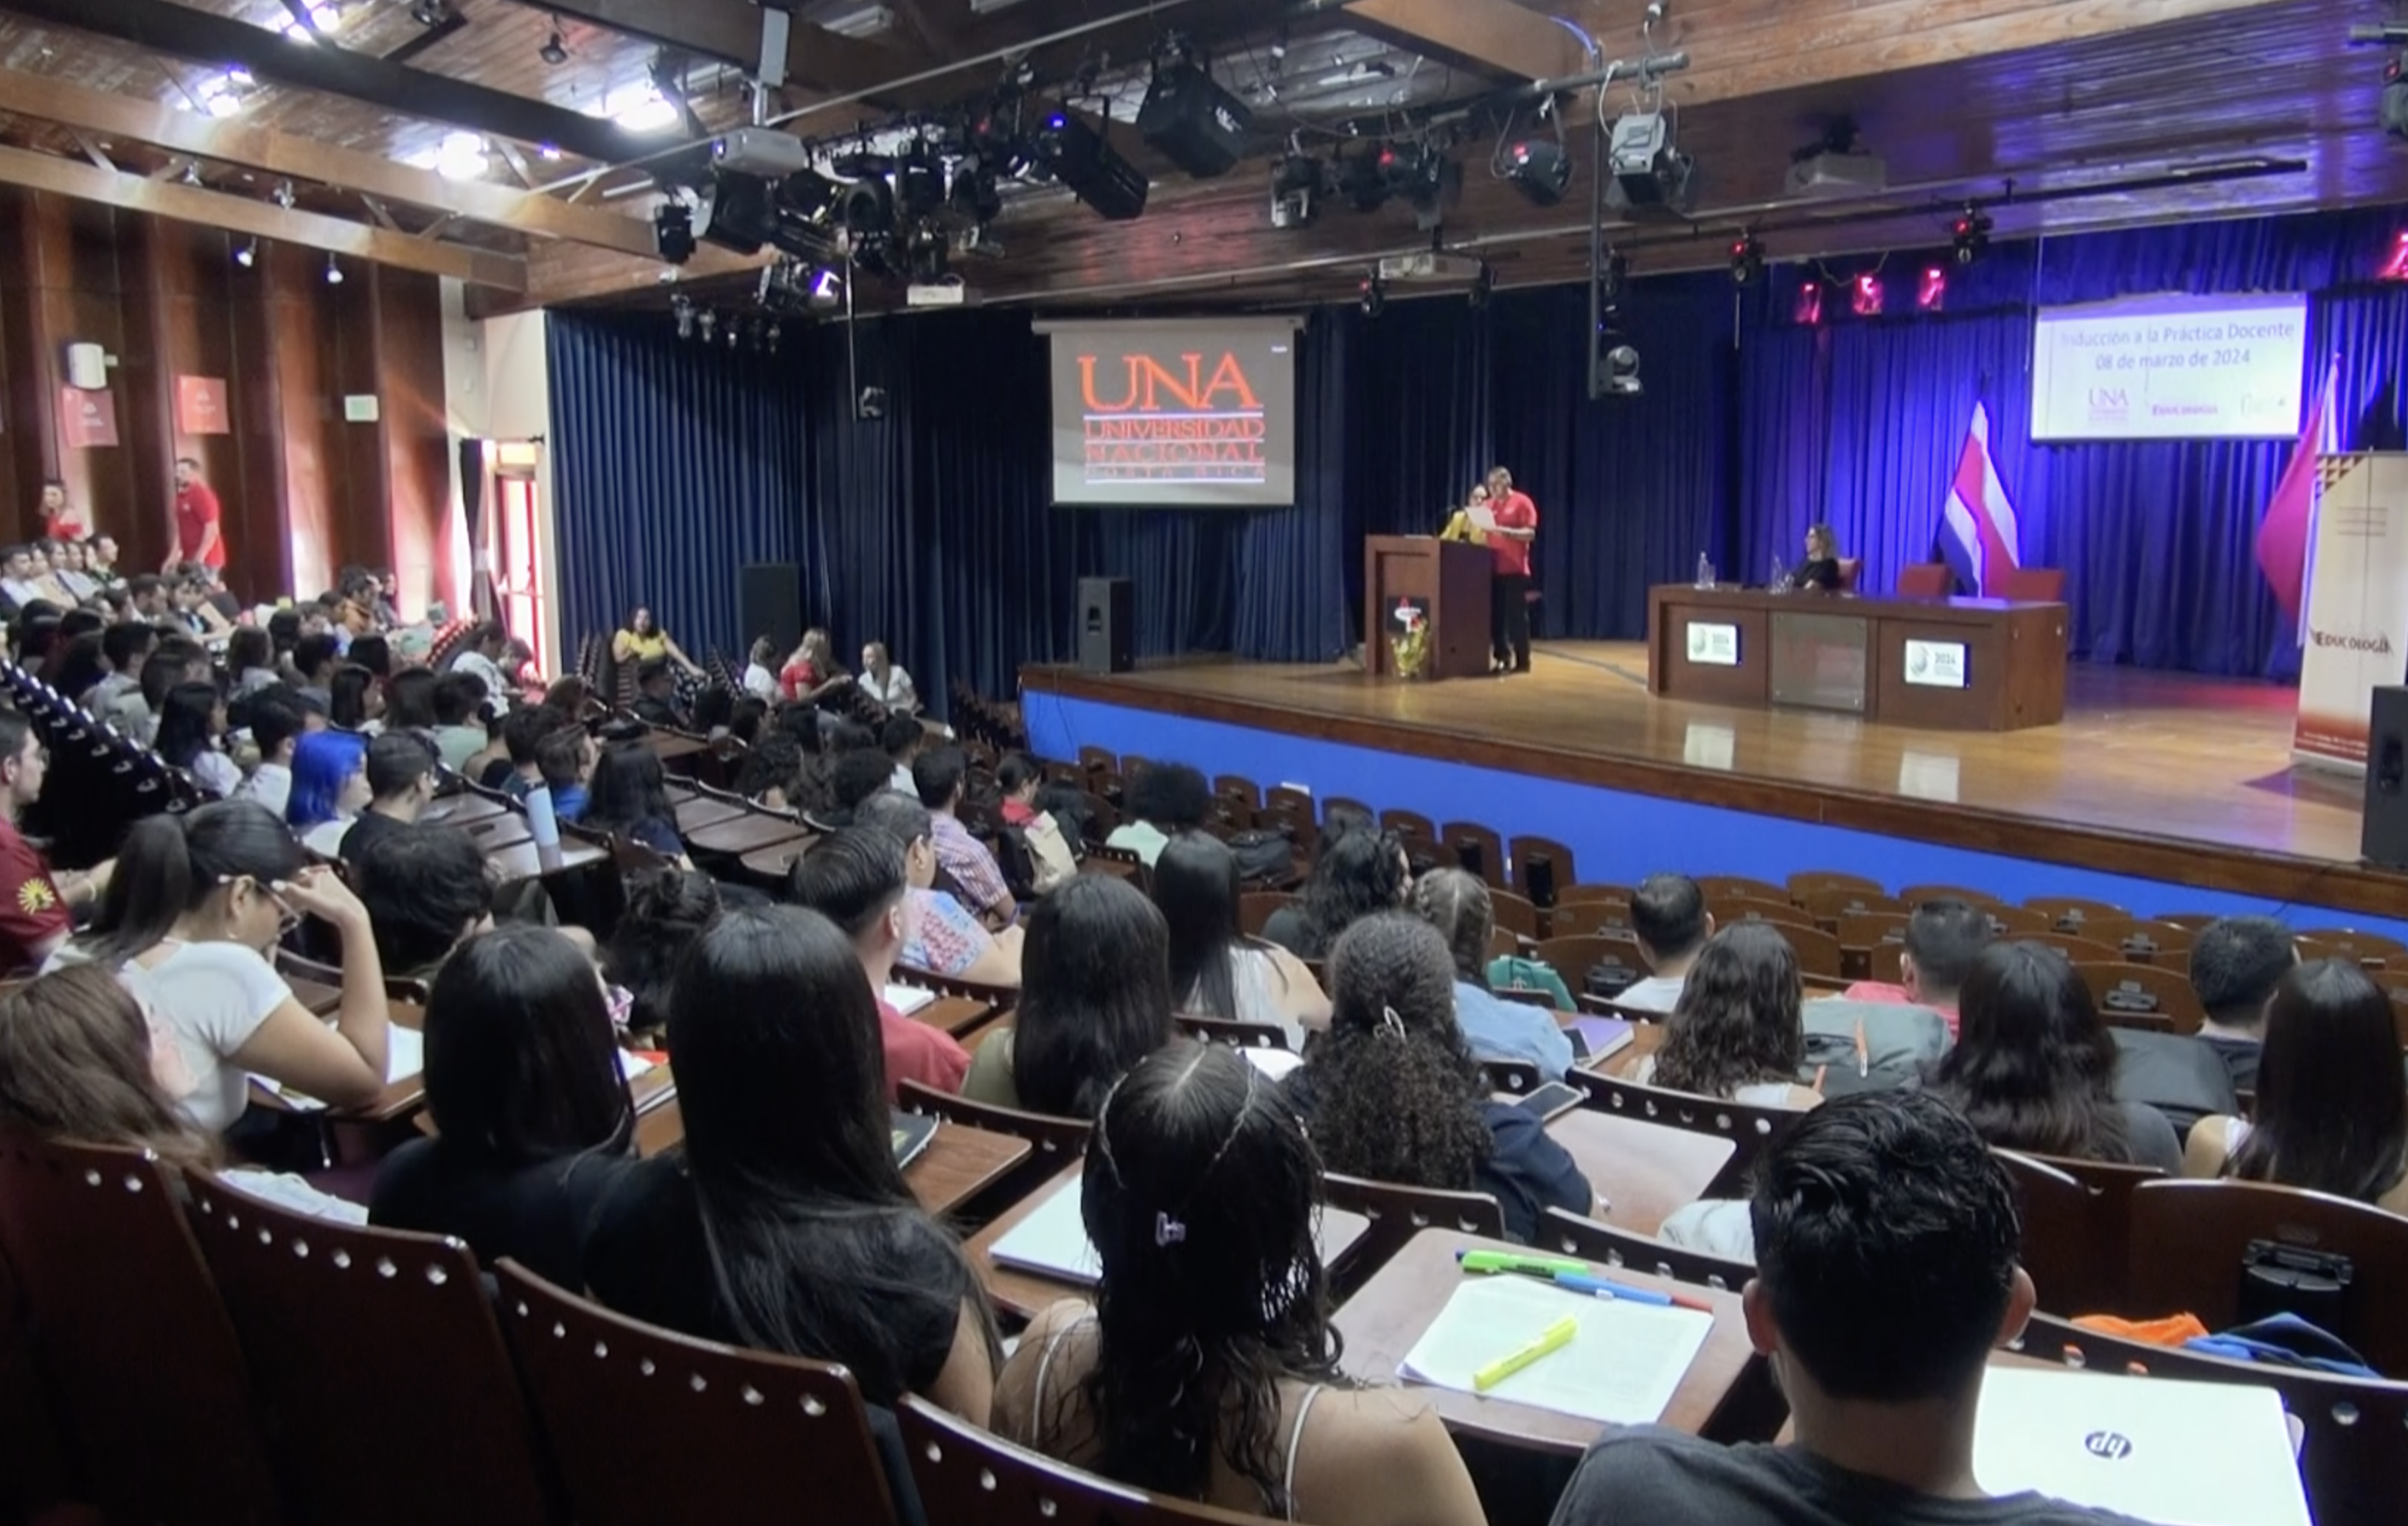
[1458,1250,1589,1277]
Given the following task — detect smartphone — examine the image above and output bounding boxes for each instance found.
[1516,1081,1587,1123]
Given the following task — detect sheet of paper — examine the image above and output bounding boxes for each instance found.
[1397,1274,1712,1427]
[253,1022,424,1111]
[1465,504,1499,533]
[992,1175,1371,1287]
[884,983,938,1016]
[618,1049,655,1081]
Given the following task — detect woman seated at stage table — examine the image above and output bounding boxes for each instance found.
[1153,831,1328,1051]
[995,1040,1486,1526]
[581,904,1000,1417]
[1794,523,1845,592]
[962,874,1173,1118]
[1261,821,1410,961]
[2183,958,2408,1216]
[369,926,636,1287]
[1286,913,1593,1242]
[611,605,703,678]
[1633,922,1823,1109]
[1927,941,2182,1172]
[1413,868,1574,1080]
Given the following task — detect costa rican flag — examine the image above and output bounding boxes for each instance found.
[1940,400,2021,596]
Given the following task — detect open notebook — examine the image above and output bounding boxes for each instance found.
[884,985,939,1016]
[1396,1274,1712,1427]
[1973,1365,2309,1526]
[253,1023,424,1112]
[990,1174,1370,1286]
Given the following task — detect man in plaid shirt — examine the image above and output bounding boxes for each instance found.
[912,746,1018,927]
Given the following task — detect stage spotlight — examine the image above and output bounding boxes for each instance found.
[1950,206,1992,265]
[324,253,343,285]
[1137,42,1250,179]
[1793,280,1823,326]
[672,295,695,340]
[697,310,717,345]
[1918,264,1947,312]
[1598,338,1642,397]
[694,173,769,254]
[967,99,1032,177]
[1729,232,1765,286]
[764,321,782,355]
[653,201,695,263]
[895,140,944,218]
[1399,146,1459,233]
[1502,139,1571,206]
[857,386,887,420]
[539,27,567,64]
[809,267,846,309]
[2383,229,2408,282]
[232,238,257,268]
[1359,269,1386,318]
[1268,153,1329,229]
[409,0,448,24]
[1340,142,1393,212]
[1852,271,1883,316]
[1034,110,1148,221]
[1605,111,1694,215]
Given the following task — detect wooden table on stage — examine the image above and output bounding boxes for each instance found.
[1331,1227,1760,1453]
[1647,585,2068,730]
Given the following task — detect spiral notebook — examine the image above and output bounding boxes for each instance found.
[990,1175,1369,1286]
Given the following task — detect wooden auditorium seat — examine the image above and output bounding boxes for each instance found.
[2025,895,2131,930]
[495,1261,905,1526]
[1707,896,1821,935]
[1321,795,1373,826]
[1478,1057,1545,1096]
[0,1135,282,1526]
[1176,1014,1294,1053]
[2018,930,2124,965]
[1894,564,1953,598]
[1507,835,1579,908]
[1785,869,1885,899]
[1238,891,1291,937]
[2297,928,2408,971]
[897,1394,1278,1526]
[1994,1150,2139,1319]
[1548,899,1636,939]
[2075,962,2206,1034]
[2069,916,2195,969]
[1565,1072,1805,1199]
[1899,882,1998,907]
[1489,887,1541,939]
[1320,1174,1506,1297]
[1438,820,1509,890]
[183,1174,553,1526]
[1537,936,1648,996]
[1697,874,1786,904]
[1835,558,1862,592]
[1554,882,1638,906]
[1539,1206,1753,1293]
[1797,886,1908,926]
[897,1079,1089,1208]
[2126,1180,2408,1379]
[1379,806,1436,841]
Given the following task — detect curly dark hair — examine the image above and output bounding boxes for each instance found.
[1654,921,1803,1098]
[1074,1040,1344,1515]
[1294,829,1409,959]
[1304,912,1490,1191]
[1126,762,1211,833]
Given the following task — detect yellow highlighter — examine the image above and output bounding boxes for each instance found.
[1471,1314,1579,1393]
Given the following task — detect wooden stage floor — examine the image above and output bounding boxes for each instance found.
[1023,640,2408,919]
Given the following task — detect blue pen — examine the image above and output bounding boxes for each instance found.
[1554,1271,1674,1306]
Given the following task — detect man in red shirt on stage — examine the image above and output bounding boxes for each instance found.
[1484,464,1538,675]
[168,456,226,574]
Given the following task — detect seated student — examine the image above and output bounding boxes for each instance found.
[581,744,690,863]
[347,633,392,680]
[232,687,309,820]
[341,730,439,869]
[726,694,768,746]
[1841,897,1990,1034]
[998,1041,1484,1526]
[535,724,596,822]
[962,874,1173,1118]
[859,641,919,717]
[488,703,563,798]
[0,964,366,1223]
[995,752,1079,893]
[629,659,687,731]
[1104,762,1210,869]
[115,647,195,746]
[1553,1091,2135,1526]
[289,633,341,711]
[369,927,636,1287]
[327,662,384,734]
[428,672,490,773]
[913,747,1017,924]
[285,728,372,860]
[1287,913,1594,1242]
[689,686,734,742]
[855,790,1022,988]
[1155,831,1329,1051]
[88,621,156,716]
[383,668,439,735]
[447,621,516,701]
[1411,867,1572,1079]
[1636,923,1825,1110]
[1262,827,1410,961]
[226,627,280,697]
[1617,872,1713,1014]
[2186,914,2295,1093]
[784,828,972,1100]
[46,633,107,708]
[2185,958,2408,1216]
[737,728,810,812]
[818,748,898,831]
[350,826,496,982]
[1927,941,2182,1172]
[605,868,720,1044]
[741,636,782,703]
[776,627,849,705]
[880,713,922,795]
[582,905,1000,1416]
[154,681,241,798]
[46,802,389,1135]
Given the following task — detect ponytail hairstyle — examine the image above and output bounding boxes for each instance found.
[79,800,308,964]
[1411,868,1496,990]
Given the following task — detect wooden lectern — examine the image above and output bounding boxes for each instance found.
[1363,536,1493,680]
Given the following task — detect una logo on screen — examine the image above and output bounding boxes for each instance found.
[1079,352,1267,485]
[2087,388,2129,420]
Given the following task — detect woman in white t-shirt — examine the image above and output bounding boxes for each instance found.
[742,637,784,703]
[857,641,919,715]
[46,800,390,1135]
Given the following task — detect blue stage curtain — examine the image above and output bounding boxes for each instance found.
[545,313,810,672]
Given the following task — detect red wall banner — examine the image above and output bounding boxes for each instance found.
[60,388,118,449]
[177,374,230,436]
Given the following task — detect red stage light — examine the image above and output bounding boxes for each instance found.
[1852,271,1883,316]
[1794,281,1823,326]
[1918,265,1947,311]
[2383,230,2408,282]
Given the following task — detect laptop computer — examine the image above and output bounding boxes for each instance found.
[1972,1363,2310,1526]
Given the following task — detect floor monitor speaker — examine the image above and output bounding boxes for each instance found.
[2363,686,2408,868]
[739,564,803,661]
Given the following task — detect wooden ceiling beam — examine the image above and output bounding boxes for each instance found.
[533,0,922,99]
[0,142,526,290]
[0,67,662,257]
[1334,0,1581,83]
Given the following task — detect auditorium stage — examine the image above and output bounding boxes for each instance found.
[1020,641,2408,924]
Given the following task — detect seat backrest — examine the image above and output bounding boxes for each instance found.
[1538,1206,1751,1292]
[1506,835,1578,907]
[1478,1056,1544,1095]
[2075,961,2206,1035]
[2126,1178,2408,1376]
[493,1260,902,1526]
[1894,563,1952,598]
[2067,916,2195,969]
[1489,887,1540,938]
[897,1078,1090,1165]
[1994,1150,2134,1317]
[2297,928,2408,971]
[1712,916,1844,980]
[1553,882,1638,906]
[1835,557,1862,592]
[1176,1014,1295,1053]
[2025,895,2131,930]
[1238,891,1292,938]
[0,1135,284,1526]
[891,964,1020,1014]
[1379,806,1436,840]
[1437,821,1508,890]
[1536,935,1650,995]
[1898,882,1998,907]
[1548,899,1635,939]
[1708,895,1820,933]
[1566,1072,1805,1199]
[2016,929,2124,965]
[184,1174,553,1526]
[1320,1174,1506,1294]
[1795,887,1907,925]
[896,1395,1276,1526]
[1697,874,1786,904]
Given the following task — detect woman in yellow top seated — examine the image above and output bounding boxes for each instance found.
[1438,483,1489,545]
[610,605,703,677]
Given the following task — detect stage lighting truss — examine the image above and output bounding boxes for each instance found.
[1359,268,1387,317]
[1729,231,1765,287]
[1950,205,1993,266]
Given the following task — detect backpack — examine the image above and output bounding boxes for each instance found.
[1797,999,1952,1097]
[1228,828,1294,885]
[1018,812,1079,893]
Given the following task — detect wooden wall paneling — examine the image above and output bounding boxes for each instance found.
[370,266,457,618]
[326,253,386,595]
[262,243,339,601]
[49,195,135,557]
[226,243,297,605]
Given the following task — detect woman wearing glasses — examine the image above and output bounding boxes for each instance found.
[43,800,389,1135]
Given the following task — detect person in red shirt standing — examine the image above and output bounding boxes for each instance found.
[37,479,87,543]
[167,457,226,574]
[1483,465,1539,675]
[0,711,110,970]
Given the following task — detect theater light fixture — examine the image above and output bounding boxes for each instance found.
[1340,142,1393,213]
[1950,206,1992,265]
[1269,152,1329,229]
[1918,265,1947,312]
[2386,51,2408,139]
[1793,280,1823,326]
[1729,232,1765,287]
[1034,110,1148,222]
[1359,268,1386,317]
[1852,271,1883,316]
[1502,139,1571,206]
[1137,38,1250,179]
[324,253,344,285]
[1598,338,1642,397]
[672,295,696,339]
[233,238,257,268]
[653,201,695,263]
[539,24,568,65]
[1605,111,1694,215]
[2383,229,2408,282]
